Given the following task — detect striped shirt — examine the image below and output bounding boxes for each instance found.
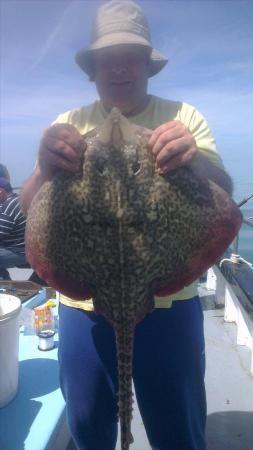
[0,194,26,254]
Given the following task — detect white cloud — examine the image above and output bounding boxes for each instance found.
[29,5,73,70]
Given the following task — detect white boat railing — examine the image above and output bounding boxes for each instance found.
[206,193,253,375]
[206,260,253,376]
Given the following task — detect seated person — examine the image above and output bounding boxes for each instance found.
[0,177,27,280]
[0,164,10,204]
[0,179,8,204]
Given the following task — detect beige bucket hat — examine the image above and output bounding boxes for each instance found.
[75,0,168,78]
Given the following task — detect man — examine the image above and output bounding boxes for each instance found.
[20,1,232,449]
[0,176,27,280]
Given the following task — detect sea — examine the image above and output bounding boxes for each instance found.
[225,157,253,264]
[235,202,253,264]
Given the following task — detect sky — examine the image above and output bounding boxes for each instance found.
[1,0,253,202]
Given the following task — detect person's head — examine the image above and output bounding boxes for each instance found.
[0,164,10,181]
[75,0,168,115]
[92,43,151,115]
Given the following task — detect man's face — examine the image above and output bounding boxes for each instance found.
[93,45,151,115]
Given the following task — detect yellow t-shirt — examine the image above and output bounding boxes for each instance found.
[54,95,224,311]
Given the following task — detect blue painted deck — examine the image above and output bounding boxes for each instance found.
[0,288,68,450]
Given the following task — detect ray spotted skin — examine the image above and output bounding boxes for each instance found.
[25,108,242,450]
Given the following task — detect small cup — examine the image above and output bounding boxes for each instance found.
[34,304,55,351]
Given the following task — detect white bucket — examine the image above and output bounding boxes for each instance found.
[0,294,21,408]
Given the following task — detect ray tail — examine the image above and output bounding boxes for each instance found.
[115,321,135,450]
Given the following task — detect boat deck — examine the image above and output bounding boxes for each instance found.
[116,292,253,450]
[202,293,253,450]
[66,284,253,450]
[2,268,253,450]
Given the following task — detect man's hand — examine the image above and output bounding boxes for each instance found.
[21,123,85,215]
[148,120,197,173]
[148,120,233,194]
[38,123,85,179]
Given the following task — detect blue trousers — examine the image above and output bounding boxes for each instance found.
[0,247,27,279]
[0,247,26,268]
[58,297,206,450]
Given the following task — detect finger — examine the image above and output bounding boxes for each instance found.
[151,128,185,156]
[48,123,81,139]
[41,148,81,173]
[180,147,198,165]
[41,136,82,164]
[148,121,179,148]
[158,147,197,173]
[45,124,85,153]
[155,137,190,166]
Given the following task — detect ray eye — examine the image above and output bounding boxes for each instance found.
[132,161,141,174]
[96,157,106,174]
